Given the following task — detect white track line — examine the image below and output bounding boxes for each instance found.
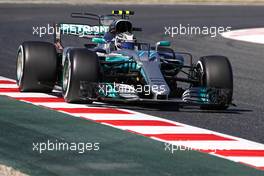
[0,92,59,98]
[116,126,215,134]
[35,102,94,108]
[225,157,264,167]
[168,141,264,150]
[222,28,264,44]
[73,113,159,120]
[0,84,18,88]
[0,76,15,81]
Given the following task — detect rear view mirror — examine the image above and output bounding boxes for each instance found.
[155,41,171,50]
[157,41,171,47]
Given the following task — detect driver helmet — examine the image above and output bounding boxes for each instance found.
[114,32,136,50]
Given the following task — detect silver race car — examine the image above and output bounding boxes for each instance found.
[16,10,233,110]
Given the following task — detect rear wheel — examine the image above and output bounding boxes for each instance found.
[16,41,57,92]
[62,48,100,103]
[197,55,233,110]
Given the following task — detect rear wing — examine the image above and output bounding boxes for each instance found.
[55,23,109,37]
[54,12,109,43]
[53,23,109,46]
[54,10,138,44]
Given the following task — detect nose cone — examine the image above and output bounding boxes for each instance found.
[151,83,170,100]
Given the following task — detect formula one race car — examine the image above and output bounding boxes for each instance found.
[16,10,233,110]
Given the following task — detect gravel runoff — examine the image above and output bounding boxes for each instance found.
[0,165,28,176]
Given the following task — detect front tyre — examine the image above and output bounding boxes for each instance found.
[62,48,100,103]
[197,55,233,110]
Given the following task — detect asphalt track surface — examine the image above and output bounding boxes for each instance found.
[0,3,264,175]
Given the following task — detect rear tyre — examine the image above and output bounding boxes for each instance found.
[197,55,233,110]
[16,41,57,92]
[62,48,100,103]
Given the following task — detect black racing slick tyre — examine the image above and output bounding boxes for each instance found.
[62,48,100,103]
[16,41,57,92]
[197,55,233,110]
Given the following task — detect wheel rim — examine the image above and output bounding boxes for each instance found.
[62,58,71,96]
[196,61,205,86]
[16,46,24,87]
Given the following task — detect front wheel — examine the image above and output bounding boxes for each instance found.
[62,48,100,103]
[197,55,233,110]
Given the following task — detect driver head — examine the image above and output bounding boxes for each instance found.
[115,32,136,50]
